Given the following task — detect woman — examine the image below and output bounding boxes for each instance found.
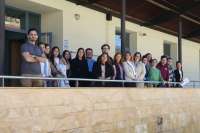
[71,48,88,87]
[123,52,137,87]
[142,55,148,87]
[92,53,114,87]
[49,46,70,87]
[133,52,146,88]
[45,44,51,59]
[148,59,166,87]
[113,52,124,87]
[174,61,184,88]
[146,53,152,69]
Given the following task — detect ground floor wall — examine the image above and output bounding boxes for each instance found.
[0,88,200,133]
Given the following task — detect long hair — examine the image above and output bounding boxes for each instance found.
[123,51,133,62]
[45,43,51,58]
[113,52,123,66]
[97,53,112,67]
[176,61,183,71]
[75,48,85,61]
[134,52,142,62]
[146,53,153,63]
[50,46,61,66]
[62,50,71,63]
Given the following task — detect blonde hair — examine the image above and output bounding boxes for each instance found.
[123,52,133,62]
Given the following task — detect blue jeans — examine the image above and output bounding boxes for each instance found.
[47,81,52,87]
[159,83,166,88]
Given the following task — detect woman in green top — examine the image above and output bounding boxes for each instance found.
[148,59,166,87]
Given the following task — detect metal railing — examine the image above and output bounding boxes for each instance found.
[0,75,189,87]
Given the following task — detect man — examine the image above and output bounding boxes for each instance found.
[38,42,52,87]
[20,28,47,87]
[167,57,175,87]
[156,55,169,87]
[98,44,116,80]
[85,48,96,86]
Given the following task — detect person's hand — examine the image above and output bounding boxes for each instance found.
[134,78,138,81]
[112,76,116,80]
[181,81,184,83]
[162,81,166,85]
[168,83,171,87]
[106,77,111,80]
[99,77,104,79]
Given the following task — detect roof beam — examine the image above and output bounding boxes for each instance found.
[72,0,103,5]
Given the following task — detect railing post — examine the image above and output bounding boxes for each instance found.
[193,82,195,88]
[122,82,124,87]
[2,78,4,87]
[75,80,78,87]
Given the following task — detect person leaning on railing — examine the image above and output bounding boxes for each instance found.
[92,53,114,87]
[174,61,184,88]
[49,46,70,87]
[123,52,137,87]
[113,52,125,87]
[148,59,166,87]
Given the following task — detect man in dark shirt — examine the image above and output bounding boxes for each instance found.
[20,28,47,87]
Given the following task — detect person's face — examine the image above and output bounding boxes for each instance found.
[102,54,108,62]
[177,63,182,69]
[143,58,147,65]
[126,53,131,61]
[147,54,152,62]
[134,54,140,62]
[102,46,110,54]
[86,50,93,59]
[116,54,121,62]
[65,51,70,60]
[39,44,45,52]
[78,49,84,58]
[152,60,158,67]
[53,48,59,57]
[161,57,167,65]
[28,31,38,42]
[168,59,172,66]
[45,46,50,54]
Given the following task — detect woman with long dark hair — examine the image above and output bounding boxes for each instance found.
[145,53,152,69]
[174,61,184,88]
[49,46,70,87]
[113,52,124,87]
[133,52,145,88]
[45,44,51,59]
[63,50,73,86]
[71,48,88,87]
[92,53,114,87]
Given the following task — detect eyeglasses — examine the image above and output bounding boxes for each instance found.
[103,48,110,50]
[86,52,93,54]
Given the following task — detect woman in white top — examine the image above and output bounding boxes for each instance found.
[133,52,146,88]
[123,52,137,87]
[174,61,184,88]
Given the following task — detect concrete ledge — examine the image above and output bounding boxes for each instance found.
[0,88,200,132]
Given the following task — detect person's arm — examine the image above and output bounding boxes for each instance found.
[49,60,61,74]
[61,57,70,70]
[138,64,146,81]
[123,62,136,80]
[71,60,77,78]
[22,52,39,63]
[166,67,169,82]
[92,62,101,79]
[112,65,116,80]
[35,54,47,63]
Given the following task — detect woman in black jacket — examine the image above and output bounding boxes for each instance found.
[71,48,88,87]
[174,61,184,88]
[92,53,114,87]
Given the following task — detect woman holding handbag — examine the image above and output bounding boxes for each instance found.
[71,48,89,87]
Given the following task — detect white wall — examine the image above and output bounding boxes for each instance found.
[9,0,200,83]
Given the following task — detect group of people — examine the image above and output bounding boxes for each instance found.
[20,28,184,88]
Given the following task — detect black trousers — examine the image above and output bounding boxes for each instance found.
[124,82,136,87]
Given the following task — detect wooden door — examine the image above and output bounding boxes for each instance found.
[11,41,24,87]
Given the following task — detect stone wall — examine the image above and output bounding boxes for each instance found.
[0,88,200,133]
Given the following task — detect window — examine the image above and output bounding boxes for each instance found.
[29,14,39,32]
[163,43,171,58]
[115,30,130,53]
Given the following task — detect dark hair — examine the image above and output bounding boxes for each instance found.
[145,53,152,63]
[167,57,172,61]
[85,48,93,53]
[101,44,110,50]
[44,44,51,58]
[152,59,157,62]
[38,42,45,47]
[161,55,167,60]
[50,46,61,66]
[75,48,85,61]
[63,50,72,63]
[113,52,123,66]
[134,52,142,61]
[176,61,182,71]
[97,53,112,67]
[28,28,37,35]
[142,55,147,61]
